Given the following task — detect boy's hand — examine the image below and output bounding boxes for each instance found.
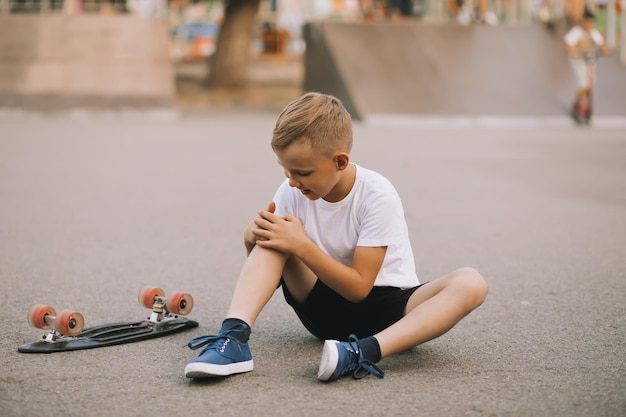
[564,43,579,58]
[253,210,309,256]
[244,202,276,253]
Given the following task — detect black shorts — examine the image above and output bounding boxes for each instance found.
[281,279,426,341]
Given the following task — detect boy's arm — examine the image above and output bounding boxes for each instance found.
[600,42,611,56]
[296,241,386,303]
[591,28,611,56]
[564,41,578,57]
[253,208,385,302]
[563,37,580,57]
[563,27,580,57]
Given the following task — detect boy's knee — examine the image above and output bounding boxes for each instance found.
[455,267,488,305]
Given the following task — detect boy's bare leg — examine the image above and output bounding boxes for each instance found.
[374,267,488,358]
[185,245,289,378]
[226,246,288,327]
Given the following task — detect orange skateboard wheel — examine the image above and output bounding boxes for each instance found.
[166,292,194,315]
[138,286,165,309]
[27,305,56,330]
[54,310,85,337]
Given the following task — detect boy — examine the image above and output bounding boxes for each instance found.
[563,8,611,108]
[184,92,488,382]
[447,0,498,25]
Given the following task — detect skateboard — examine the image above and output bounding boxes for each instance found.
[18,287,198,353]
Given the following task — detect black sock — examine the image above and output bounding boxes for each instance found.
[358,336,382,363]
[220,318,251,344]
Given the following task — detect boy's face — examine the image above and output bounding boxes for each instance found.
[582,18,595,31]
[275,138,350,203]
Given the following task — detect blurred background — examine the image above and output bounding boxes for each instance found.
[0,0,624,117]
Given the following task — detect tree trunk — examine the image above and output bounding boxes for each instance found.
[207,0,261,88]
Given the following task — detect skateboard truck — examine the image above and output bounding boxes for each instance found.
[139,286,194,324]
[147,294,189,323]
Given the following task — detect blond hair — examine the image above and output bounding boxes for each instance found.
[271,92,353,156]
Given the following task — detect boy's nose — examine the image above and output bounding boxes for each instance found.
[288,177,300,188]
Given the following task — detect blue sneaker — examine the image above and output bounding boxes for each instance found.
[317,334,384,381]
[184,325,253,378]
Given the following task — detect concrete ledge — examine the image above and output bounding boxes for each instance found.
[0,15,175,109]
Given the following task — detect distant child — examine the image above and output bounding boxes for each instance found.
[447,0,498,25]
[563,8,611,105]
[184,92,488,382]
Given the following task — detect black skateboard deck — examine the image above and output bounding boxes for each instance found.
[18,317,198,353]
[20,287,197,353]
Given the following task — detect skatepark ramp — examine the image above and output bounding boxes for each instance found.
[0,15,175,110]
[303,22,626,120]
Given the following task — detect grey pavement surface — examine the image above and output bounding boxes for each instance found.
[1,113,625,417]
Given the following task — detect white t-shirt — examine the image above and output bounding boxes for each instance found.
[272,164,420,288]
[564,26,605,56]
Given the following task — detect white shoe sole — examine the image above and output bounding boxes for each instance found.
[184,360,253,378]
[317,340,339,381]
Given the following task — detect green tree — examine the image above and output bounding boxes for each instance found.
[208,0,261,88]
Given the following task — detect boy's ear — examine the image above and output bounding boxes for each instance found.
[334,152,350,170]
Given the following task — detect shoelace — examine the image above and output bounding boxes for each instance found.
[345,334,385,380]
[187,324,246,353]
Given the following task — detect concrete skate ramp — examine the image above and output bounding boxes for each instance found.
[303,22,626,120]
[0,15,175,110]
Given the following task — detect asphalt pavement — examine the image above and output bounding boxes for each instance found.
[0,112,624,417]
